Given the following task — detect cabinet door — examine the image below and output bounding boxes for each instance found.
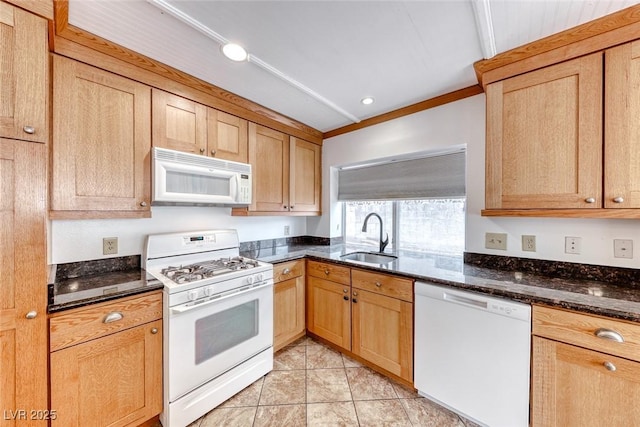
[532,336,640,427]
[274,276,305,351]
[485,53,603,209]
[351,289,412,381]
[51,56,151,216]
[152,89,207,155]
[208,109,248,163]
[0,2,48,143]
[50,320,163,427]
[0,139,47,425]
[248,122,290,212]
[290,137,321,214]
[605,40,640,208]
[306,276,351,350]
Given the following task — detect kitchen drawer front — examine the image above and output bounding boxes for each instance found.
[307,260,350,285]
[352,269,413,302]
[50,291,163,352]
[533,305,640,362]
[274,259,305,283]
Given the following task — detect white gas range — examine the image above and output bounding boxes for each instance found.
[144,229,274,427]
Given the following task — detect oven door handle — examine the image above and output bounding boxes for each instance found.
[171,281,272,314]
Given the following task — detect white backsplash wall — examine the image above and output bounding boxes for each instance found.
[49,206,306,264]
[314,93,640,269]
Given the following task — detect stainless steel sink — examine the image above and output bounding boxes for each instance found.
[340,251,397,264]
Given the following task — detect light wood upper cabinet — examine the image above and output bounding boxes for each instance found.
[236,123,321,216]
[604,40,640,209]
[152,89,207,155]
[0,139,48,425]
[51,55,152,218]
[0,1,48,143]
[49,292,163,427]
[152,89,248,162]
[532,305,640,426]
[290,137,321,213]
[208,109,248,163]
[485,53,603,210]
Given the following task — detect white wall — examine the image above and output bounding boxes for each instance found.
[49,207,306,264]
[314,93,640,269]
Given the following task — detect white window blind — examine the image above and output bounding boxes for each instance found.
[338,151,465,201]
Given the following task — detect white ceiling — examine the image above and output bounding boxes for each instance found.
[68,0,638,133]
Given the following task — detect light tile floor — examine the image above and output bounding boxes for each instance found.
[187,336,480,427]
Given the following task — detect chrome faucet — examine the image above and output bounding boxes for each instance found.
[361,212,389,253]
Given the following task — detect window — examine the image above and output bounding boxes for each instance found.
[343,198,465,256]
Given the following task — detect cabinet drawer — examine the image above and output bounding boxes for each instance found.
[352,269,413,302]
[533,305,640,362]
[50,291,163,352]
[307,260,350,285]
[274,259,305,283]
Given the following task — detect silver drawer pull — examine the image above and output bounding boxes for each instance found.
[375,281,382,287]
[151,328,159,334]
[283,268,291,275]
[25,311,37,319]
[584,197,596,203]
[103,312,124,323]
[595,328,624,343]
[23,126,35,134]
[604,361,617,372]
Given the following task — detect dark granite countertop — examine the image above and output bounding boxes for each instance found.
[48,256,163,313]
[241,243,640,323]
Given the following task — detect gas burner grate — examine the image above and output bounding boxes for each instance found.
[161,256,260,284]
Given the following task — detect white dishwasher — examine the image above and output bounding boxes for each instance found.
[414,282,531,427]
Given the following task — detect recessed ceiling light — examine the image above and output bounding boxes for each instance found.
[361,97,375,105]
[222,43,248,61]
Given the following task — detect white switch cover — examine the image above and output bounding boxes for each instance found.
[564,237,581,255]
[614,239,633,259]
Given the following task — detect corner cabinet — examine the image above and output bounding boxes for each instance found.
[0,1,49,143]
[51,55,152,219]
[273,260,306,351]
[152,89,248,163]
[532,305,640,426]
[485,39,640,217]
[49,292,163,427]
[233,123,321,216]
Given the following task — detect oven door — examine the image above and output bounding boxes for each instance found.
[168,280,273,401]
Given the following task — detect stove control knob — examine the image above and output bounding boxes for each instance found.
[204,286,215,297]
[247,276,254,285]
[256,273,264,282]
[187,290,199,301]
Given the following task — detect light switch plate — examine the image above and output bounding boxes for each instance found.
[485,232,507,250]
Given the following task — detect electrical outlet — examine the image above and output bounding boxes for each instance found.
[564,236,581,255]
[522,235,536,252]
[103,237,118,255]
[485,232,507,250]
[284,225,290,236]
[614,239,633,259]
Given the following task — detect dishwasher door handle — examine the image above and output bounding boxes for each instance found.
[443,292,488,309]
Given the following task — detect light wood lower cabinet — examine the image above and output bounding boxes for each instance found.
[532,305,640,426]
[273,260,306,351]
[49,292,163,427]
[306,260,414,383]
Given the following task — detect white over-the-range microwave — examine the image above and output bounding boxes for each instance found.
[152,147,252,206]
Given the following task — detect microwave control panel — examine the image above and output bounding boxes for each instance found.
[238,174,251,204]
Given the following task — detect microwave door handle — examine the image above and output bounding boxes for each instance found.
[171,282,271,315]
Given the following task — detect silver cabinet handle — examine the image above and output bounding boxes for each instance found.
[595,328,624,343]
[103,312,124,323]
[604,361,617,372]
[613,197,624,203]
[25,311,37,319]
[200,148,205,154]
[23,126,35,134]
[324,269,330,275]
[585,197,596,203]
[352,291,358,296]
[140,201,148,207]
[375,281,382,287]
[211,149,216,156]
[151,328,159,334]
[343,289,348,293]
[283,268,291,275]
